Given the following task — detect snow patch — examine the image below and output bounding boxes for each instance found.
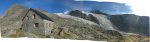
[56,14,98,25]
[91,14,115,30]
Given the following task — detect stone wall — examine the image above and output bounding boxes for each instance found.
[22,10,45,35]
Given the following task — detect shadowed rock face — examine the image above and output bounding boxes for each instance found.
[110,14,149,36]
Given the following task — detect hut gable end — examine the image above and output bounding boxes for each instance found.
[22,8,53,22]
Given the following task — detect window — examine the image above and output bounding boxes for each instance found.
[33,14,36,19]
[46,23,51,28]
[20,28,22,30]
[49,23,51,27]
[26,16,29,20]
[34,23,39,27]
[46,23,49,28]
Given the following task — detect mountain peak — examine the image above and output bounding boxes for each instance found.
[11,4,26,9]
[3,4,27,17]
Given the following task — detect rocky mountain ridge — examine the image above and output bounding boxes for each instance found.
[67,10,149,36]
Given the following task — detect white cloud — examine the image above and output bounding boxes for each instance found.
[75,0,150,16]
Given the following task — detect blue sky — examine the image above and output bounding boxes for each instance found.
[0,0,132,16]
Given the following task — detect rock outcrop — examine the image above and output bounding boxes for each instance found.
[0,4,28,37]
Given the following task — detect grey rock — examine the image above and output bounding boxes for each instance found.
[110,14,150,36]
